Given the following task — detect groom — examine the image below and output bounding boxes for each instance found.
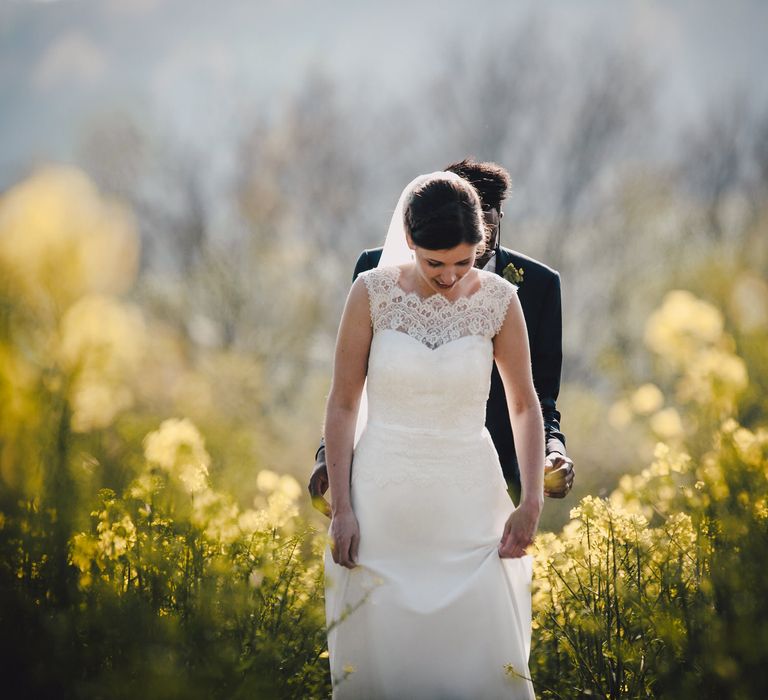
[309,158,574,510]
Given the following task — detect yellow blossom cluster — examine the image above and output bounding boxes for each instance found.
[646,290,747,411]
[143,418,211,495]
[609,290,748,440]
[254,468,302,530]
[70,489,138,587]
[609,382,684,441]
[0,166,138,310]
[644,290,724,364]
[610,442,692,517]
[531,484,706,695]
[58,295,146,431]
[0,166,146,439]
[71,417,308,591]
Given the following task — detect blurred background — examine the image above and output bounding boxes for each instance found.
[4,0,767,518]
[2,1,768,697]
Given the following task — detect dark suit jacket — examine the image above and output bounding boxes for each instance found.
[353,246,566,488]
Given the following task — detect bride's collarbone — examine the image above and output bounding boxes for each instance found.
[395,266,483,302]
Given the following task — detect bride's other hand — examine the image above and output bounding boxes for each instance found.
[330,509,360,569]
[498,500,541,559]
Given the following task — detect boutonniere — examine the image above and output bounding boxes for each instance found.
[502,262,524,286]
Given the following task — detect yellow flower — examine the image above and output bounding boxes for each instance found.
[238,508,267,534]
[0,166,139,311]
[143,418,211,494]
[256,469,281,493]
[58,295,145,374]
[57,294,146,432]
[70,532,98,572]
[630,383,665,415]
[265,491,299,530]
[70,382,134,433]
[191,489,240,543]
[644,290,724,363]
[732,427,763,466]
[608,399,633,429]
[678,349,747,405]
[279,474,302,501]
[96,512,137,559]
[650,407,684,440]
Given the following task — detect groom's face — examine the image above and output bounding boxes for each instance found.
[482,206,502,249]
[475,206,502,268]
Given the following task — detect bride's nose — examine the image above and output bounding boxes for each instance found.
[439,271,457,285]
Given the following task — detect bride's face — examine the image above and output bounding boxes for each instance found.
[410,241,478,293]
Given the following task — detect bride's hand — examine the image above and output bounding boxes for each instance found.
[330,508,360,569]
[498,500,542,559]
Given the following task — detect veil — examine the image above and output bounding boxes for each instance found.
[353,170,463,444]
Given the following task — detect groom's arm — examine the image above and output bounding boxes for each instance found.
[530,271,574,498]
[533,272,566,457]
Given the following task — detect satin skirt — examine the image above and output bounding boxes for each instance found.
[325,423,535,699]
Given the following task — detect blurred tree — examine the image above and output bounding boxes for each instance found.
[679,93,756,242]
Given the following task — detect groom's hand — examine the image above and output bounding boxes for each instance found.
[308,446,332,517]
[544,452,574,499]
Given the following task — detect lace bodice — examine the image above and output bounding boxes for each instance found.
[359,266,516,350]
[351,266,517,489]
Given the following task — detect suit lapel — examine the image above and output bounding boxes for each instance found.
[494,247,512,279]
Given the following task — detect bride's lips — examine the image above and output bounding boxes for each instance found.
[435,280,455,289]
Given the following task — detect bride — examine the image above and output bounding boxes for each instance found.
[323,171,543,699]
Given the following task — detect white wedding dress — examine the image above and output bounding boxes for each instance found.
[325,266,535,699]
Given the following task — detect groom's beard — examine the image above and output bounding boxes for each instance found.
[476,223,500,269]
[475,247,497,269]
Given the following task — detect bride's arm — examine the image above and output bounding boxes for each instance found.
[493,293,545,558]
[324,277,372,569]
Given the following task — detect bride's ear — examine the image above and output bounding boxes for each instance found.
[405,231,416,250]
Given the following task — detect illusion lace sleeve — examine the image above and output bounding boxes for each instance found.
[483,273,519,338]
[358,267,400,328]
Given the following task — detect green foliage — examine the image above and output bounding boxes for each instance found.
[0,168,331,698]
[532,424,768,699]
[2,167,767,699]
[0,440,331,699]
[530,288,768,699]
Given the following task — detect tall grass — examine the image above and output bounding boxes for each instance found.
[1,168,766,698]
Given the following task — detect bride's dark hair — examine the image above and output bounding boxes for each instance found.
[404,177,486,252]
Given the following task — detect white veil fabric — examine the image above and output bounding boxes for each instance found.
[353,170,464,444]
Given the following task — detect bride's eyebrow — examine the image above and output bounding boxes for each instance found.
[427,258,472,265]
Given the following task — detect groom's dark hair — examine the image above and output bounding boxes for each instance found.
[444,158,511,212]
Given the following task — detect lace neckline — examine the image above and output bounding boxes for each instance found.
[390,266,488,306]
[362,265,516,350]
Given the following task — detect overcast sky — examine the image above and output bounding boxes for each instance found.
[2,0,767,188]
